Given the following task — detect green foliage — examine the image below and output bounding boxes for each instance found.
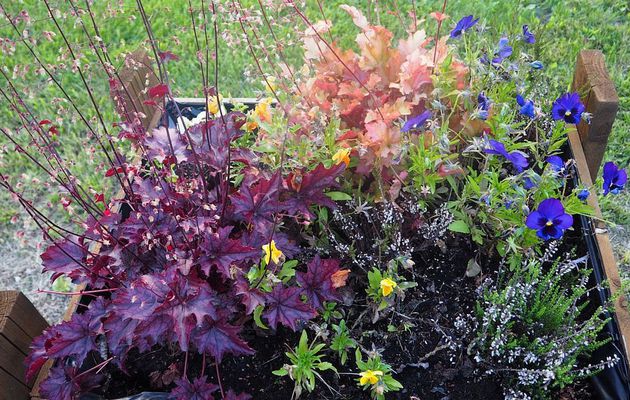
[273,330,337,399]
[471,256,612,397]
[355,348,403,400]
[330,320,356,365]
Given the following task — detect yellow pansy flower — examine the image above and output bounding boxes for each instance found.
[245,120,259,132]
[263,76,277,93]
[332,148,351,166]
[359,369,383,386]
[207,94,223,115]
[380,278,397,297]
[253,98,273,124]
[262,240,283,265]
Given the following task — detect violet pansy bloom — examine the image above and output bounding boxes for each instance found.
[477,92,490,120]
[577,189,590,202]
[522,25,535,44]
[552,93,585,124]
[526,198,573,240]
[401,110,432,133]
[516,95,535,119]
[450,15,479,38]
[546,155,565,173]
[602,161,627,195]
[492,37,513,64]
[485,139,529,173]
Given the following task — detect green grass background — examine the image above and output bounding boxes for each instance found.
[0,0,628,257]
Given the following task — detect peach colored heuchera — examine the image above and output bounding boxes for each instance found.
[298,5,468,174]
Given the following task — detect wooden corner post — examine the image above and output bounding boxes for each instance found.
[571,49,619,182]
[0,291,49,400]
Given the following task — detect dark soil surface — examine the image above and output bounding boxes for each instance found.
[85,227,596,400]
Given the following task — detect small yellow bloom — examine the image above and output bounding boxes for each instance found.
[245,120,259,132]
[262,240,283,265]
[380,278,397,297]
[332,148,351,166]
[207,94,223,115]
[263,76,277,93]
[359,370,383,386]
[253,98,273,123]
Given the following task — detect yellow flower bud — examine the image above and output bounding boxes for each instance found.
[380,278,397,297]
[262,240,283,265]
[332,148,351,166]
[359,369,383,386]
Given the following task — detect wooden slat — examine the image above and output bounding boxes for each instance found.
[568,128,630,366]
[571,50,619,182]
[0,369,29,400]
[0,335,29,388]
[0,291,48,340]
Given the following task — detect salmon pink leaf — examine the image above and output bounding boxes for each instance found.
[263,285,316,330]
[296,255,343,309]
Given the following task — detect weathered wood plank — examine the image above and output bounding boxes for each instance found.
[0,291,48,340]
[0,368,29,400]
[571,49,619,182]
[568,128,630,365]
[0,335,29,389]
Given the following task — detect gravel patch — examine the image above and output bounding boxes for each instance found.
[0,219,69,324]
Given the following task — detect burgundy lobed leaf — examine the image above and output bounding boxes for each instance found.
[40,239,87,282]
[171,376,219,400]
[148,83,169,98]
[224,390,253,400]
[45,313,98,367]
[282,162,345,219]
[296,255,343,309]
[193,317,254,362]
[263,285,316,331]
[230,173,281,232]
[235,278,265,314]
[40,366,103,400]
[200,226,259,277]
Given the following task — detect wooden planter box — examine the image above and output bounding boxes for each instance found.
[0,49,624,399]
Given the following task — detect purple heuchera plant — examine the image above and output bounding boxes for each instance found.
[602,161,627,195]
[484,139,529,172]
[25,111,348,399]
[552,93,585,124]
[526,198,573,240]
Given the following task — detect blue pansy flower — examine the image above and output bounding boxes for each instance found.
[526,198,573,240]
[401,110,432,133]
[552,93,585,124]
[522,25,535,44]
[602,161,627,195]
[484,139,529,172]
[523,176,537,190]
[450,15,479,38]
[577,189,590,202]
[516,94,535,119]
[529,61,544,70]
[492,37,512,64]
[477,92,490,120]
[546,155,565,173]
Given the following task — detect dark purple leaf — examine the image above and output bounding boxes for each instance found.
[230,173,281,232]
[171,376,219,400]
[41,239,87,282]
[282,163,345,218]
[193,317,253,362]
[46,313,97,366]
[264,285,316,331]
[40,366,103,400]
[224,390,253,400]
[200,226,259,277]
[296,255,342,309]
